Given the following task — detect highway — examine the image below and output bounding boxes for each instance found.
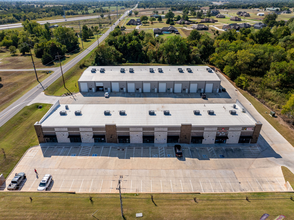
[0,5,137,127]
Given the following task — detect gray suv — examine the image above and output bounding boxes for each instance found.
[7,172,26,190]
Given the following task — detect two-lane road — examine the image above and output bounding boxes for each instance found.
[0,4,137,127]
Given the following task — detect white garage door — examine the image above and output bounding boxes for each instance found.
[174,83,182,93]
[112,82,119,92]
[96,82,103,86]
[159,83,166,92]
[143,83,151,92]
[205,83,213,93]
[80,83,88,92]
[190,83,197,93]
[127,83,135,92]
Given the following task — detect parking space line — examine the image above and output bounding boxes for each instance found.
[180,180,183,192]
[247,180,254,191]
[189,147,192,158]
[28,178,37,191]
[43,147,49,155]
[265,178,274,191]
[67,147,72,156]
[276,178,285,191]
[199,180,204,192]
[59,147,64,156]
[88,146,93,156]
[108,147,112,157]
[160,180,162,192]
[218,180,224,192]
[110,180,113,190]
[59,179,65,191]
[228,180,234,192]
[208,179,214,192]
[149,147,151,158]
[195,148,201,158]
[255,179,264,191]
[78,147,83,156]
[79,179,84,192]
[151,180,152,192]
[124,148,127,159]
[90,179,93,192]
[170,180,173,192]
[190,180,194,192]
[100,180,103,192]
[100,146,104,157]
[69,179,75,191]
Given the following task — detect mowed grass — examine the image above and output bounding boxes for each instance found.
[0,192,294,219]
[282,166,294,189]
[0,103,51,178]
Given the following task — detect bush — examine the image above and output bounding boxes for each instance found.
[9,45,16,55]
[41,53,53,65]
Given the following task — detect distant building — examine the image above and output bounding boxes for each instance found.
[216,14,226,18]
[257,13,265,16]
[153,26,179,35]
[126,19,141,25]
[237,11,250,17]
[239,23,251,29]
[211,9,220,16]
[222,23,240,31]
[266,7,280,12]
[281,10,291,14]
[176,19,192,25]
[253,22,267,29]
[230,16,241,21]
[192,24,209,30]
[200,18,218,23]
[150,14,161,18]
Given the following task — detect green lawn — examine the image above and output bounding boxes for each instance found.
[282,166,294,189]
[0,192,293,219]
[0,103,51,178]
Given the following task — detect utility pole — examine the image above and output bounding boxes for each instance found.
[63,5,67,21]
[56,52,68,92]
[79,21,84,50]
[116,178,124,219]
[29,47,42,88]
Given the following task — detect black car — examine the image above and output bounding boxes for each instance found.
[174,145,183,157]
[201,93,206,99]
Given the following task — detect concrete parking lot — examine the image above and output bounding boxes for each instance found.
[4,140,292,193]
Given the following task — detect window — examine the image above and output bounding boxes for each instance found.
[167,136,179,143]
[143,136,154,143]
[93,135,106,143]
[68,135,81,143]
[118,136,130,143]
[44,135,57,143]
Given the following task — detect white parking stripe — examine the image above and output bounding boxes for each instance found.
[266,178,274,191]
[79,179,84,192]
[67,147,72,156]
[59,147,64,156]
[255,179,264,191]
[100,146,104,157]
[43,147,49,155]
[90,179,94,192]
[228,180,234,192]
[124,148,127,159]
[276,178,285,191]
[88,146,93,156]
[160,180,162,192]
[218,180,224,192]
[190,179,194,192]
[247,180,254,191]
[108,147,112,157]
[199,180,204,192]
[209,179,214,192]
[180,180,183,192]
[100,180,103,192]
[59,179,65,191]
[69,179,75,191]
[28,178,37,191]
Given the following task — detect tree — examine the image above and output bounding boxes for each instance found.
[82,25,89,41]
[9,45,16,55]
[263,13,278,27]
[165,11,175,19]
[162,11,164,14]
[282,94,294,118]
[158,16,162,22]
[41,52,53,65]
[1,37,13,48]
[188,30,201,42]
[100,14,104,19]
[166,18,171,24]
[149,17,156,24]
[140,16,148,24]
[93,45,122,65]
[134,11,139,16]
[54,27,79,52]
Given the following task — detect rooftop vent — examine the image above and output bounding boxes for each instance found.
[206,67,213,72]
[129,68,134,73]
[233,104,236,109]
[229,110,237,115]
[149,110,155,115]
[149,68,154,73]
[194,110,200,115]
[119,110,126,115]
[158,68,163,73]
[207,110,214,115]
[65,105,69,110]
[75,110,82,115]
[60,110,67,115]
[164,110,170,115]
[242,108,246,113]
[178,68,183,73]
[187,68,192,73]
[104,110,111,115]
[91,68,96,73]
[120,68,125,73]
[100,68,105,73]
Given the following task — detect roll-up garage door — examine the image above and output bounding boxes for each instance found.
[190,83,197,93]
[143,83,151,92]
[80,83,88,92]
[159,83,166,92]
[112,82,119,92]
[127,83,135,92]
[205,83,213,93]
[174,83,182,93]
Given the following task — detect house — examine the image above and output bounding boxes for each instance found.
[253,22,267,29]
[211,9,220,16]
[176,19,192,25]
[281,10,291,14]
[222,23,240,31]
[192,24,208,30]
[150,14,161,18]
[153,28,162,35]
[238,12,250,17]
[200,18,218,23]
[126,19,141,25]
[266,7,280,12]
[230,16,241,21]
[161,26,179,33]
[216,14,225,18]
[239,23,251,29]
[257,13,265,16]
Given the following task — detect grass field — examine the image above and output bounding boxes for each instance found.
[282,166,294,189]
[0,103,51,178]
[0,192,293,219]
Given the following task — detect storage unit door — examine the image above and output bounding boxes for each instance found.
[190,83,197,93]
[205,83,213,93]
[174,83,182,93]
[159,83,166,92]
[111,82,119,92]
[143,83,151,92]
[127,83,135,92]
[80,83,88,92]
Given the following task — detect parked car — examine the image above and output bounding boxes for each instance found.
[104,92,110,98]
[7,172,26,190]
[201,93,206,99]
[37,174,52,191]
[174,145,183,157]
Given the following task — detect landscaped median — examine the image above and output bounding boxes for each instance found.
[0,192,293,219]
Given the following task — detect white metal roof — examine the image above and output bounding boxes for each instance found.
[78,66,221,82]
[40,102,256,128]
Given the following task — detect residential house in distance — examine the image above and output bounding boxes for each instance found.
[266,7,280,12]
[253,22,267,29]
[222,23,240,31]
[176,19,192,25]
[211,9,220,16]
[281,10,291,14]
[153,26,179,35]
[237,11,250,17]
[257,13,265,16]
[239,23,251,29]
[150,14,161,18]
[192,24,209,30]
[200,18,218,23]
[230,16,241,21]
[127,19,141,25]
[216,14,226,18]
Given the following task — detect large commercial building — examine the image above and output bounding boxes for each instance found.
[78,66,221,94]
[35,101,262,145]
